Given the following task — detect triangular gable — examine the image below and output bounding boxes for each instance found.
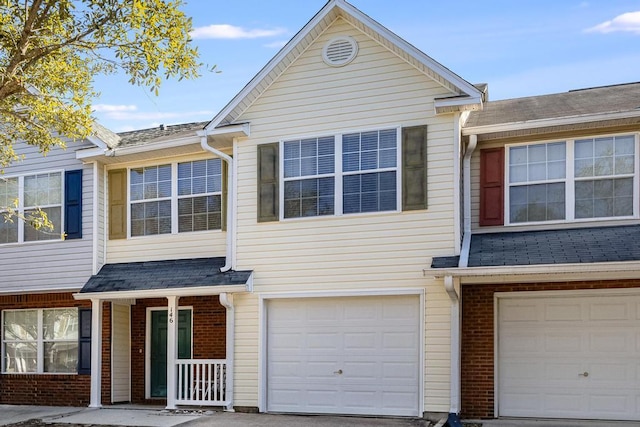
[205,0,482,130]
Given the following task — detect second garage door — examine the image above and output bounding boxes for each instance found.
[266,295,420,416]
[498,293,640,421]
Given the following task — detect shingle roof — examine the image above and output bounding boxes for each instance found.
[431,256,460,269]
[80,258,252,294]
[116,121,207,148]
[465,82,640,128]
[92,122,121,148]
[467,224,640,267]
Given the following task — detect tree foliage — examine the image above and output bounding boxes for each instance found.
[0,0,201,169]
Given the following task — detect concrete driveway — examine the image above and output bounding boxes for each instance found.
[0,405,433,427]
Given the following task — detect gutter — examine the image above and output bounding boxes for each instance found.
[199,132,234,272]
[444,275,461,417]
[458,134,477,268]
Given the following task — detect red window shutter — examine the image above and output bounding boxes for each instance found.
[479,147,504,226]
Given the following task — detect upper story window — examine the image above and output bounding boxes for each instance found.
[506,134,637,224]
[281,128,400,219]
[2,308,78,373]
[128,159,222,237]
[0,172,62,244]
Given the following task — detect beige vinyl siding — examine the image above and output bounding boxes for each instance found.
[97,162,106,270]
[231,18,456,412]
[104,153,228,264]
[470,128,640,232]
[0,140,95,293]
[111,303,131,403]
[107,231,226,263]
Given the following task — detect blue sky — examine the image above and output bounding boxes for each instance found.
[92,0,640,132]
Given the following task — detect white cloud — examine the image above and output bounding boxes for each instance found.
[93,104,137,113]
[264,40,288,49]
[94,108,214,122]
[586,11,640,34]
[190,24,287,40]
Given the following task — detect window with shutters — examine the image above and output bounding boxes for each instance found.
[2,308,79,374]
[128,159,223,237]
[506,133,637,224]
[0,171,63,244]
[280,128,400,219]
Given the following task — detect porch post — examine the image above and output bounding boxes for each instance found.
[89,298,103,408]
[165,295,179,410]
[219,293,235,411]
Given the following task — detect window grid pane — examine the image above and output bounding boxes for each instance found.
[2,309,78,374]
[342,130,398,214]
[283,137,336,218]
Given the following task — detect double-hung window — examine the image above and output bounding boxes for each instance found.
[506,134,637,224]
[2,308,78,374]
[0,172,62,243]
[129,159,223,237]
[281,128,399,219]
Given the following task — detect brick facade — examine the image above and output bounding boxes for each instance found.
[130,295,227,405]
[0,293,98,406]
[461,279,640,419]
[0,293,226,407]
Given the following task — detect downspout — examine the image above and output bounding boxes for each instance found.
[445,275,462,425]
[200,133,234,272]
[458,134,478,268]
[219,293,235,411]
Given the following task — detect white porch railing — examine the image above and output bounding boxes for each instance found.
[176,359,227,406]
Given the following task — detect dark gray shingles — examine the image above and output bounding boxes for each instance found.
[465,82,640,128]
[468,224,640,267]
[431,256,460,269]
[80,257,252,294]
[116,121,208,148]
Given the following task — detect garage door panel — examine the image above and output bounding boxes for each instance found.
[499,294,640,421]
[267,295,420,416]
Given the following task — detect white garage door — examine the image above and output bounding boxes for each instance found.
[498,293,640,420]
[267,295,420,416]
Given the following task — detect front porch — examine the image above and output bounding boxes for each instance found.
[73,258,253,410]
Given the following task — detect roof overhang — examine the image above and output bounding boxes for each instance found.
[205,0,482,131]
[462,109,640,139]
[429,260,640,284]
[197,123,251,148]
[434,96,483,114]
[73,281,251,301]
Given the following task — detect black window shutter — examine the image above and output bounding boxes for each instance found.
[402,125,428,211]
[64,169,83,239]
[221,160,228,231]
[257,143,279,222]
[78,308,92,374]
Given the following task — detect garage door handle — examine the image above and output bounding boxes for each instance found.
[334,369,343,375]
[578,372,589,377]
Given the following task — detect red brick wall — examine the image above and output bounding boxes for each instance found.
[0,292,94,406]
[130,296,226,405]
[461,279,640,419]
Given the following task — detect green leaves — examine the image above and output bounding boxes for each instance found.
[0,0,201,169]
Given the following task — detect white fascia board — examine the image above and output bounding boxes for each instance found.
[73,284,249,301]
[87,135,108,150]
[198,123,250,137]
[205,1,338,131]
[434,96,483,109]
[337,1,482,99]
[76,147,107,160]
[430,260,640,282]
[462,109,640,136]
[0,286,82,295]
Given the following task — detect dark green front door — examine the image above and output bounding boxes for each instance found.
[150,309,192,398]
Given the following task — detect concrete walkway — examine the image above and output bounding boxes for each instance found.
[469,419,640,427]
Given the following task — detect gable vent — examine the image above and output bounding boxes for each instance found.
[322,36,358,67]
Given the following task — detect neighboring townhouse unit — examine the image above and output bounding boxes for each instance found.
[0,125,117,405]
[68,0,482,420]
[432,82,640,422]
